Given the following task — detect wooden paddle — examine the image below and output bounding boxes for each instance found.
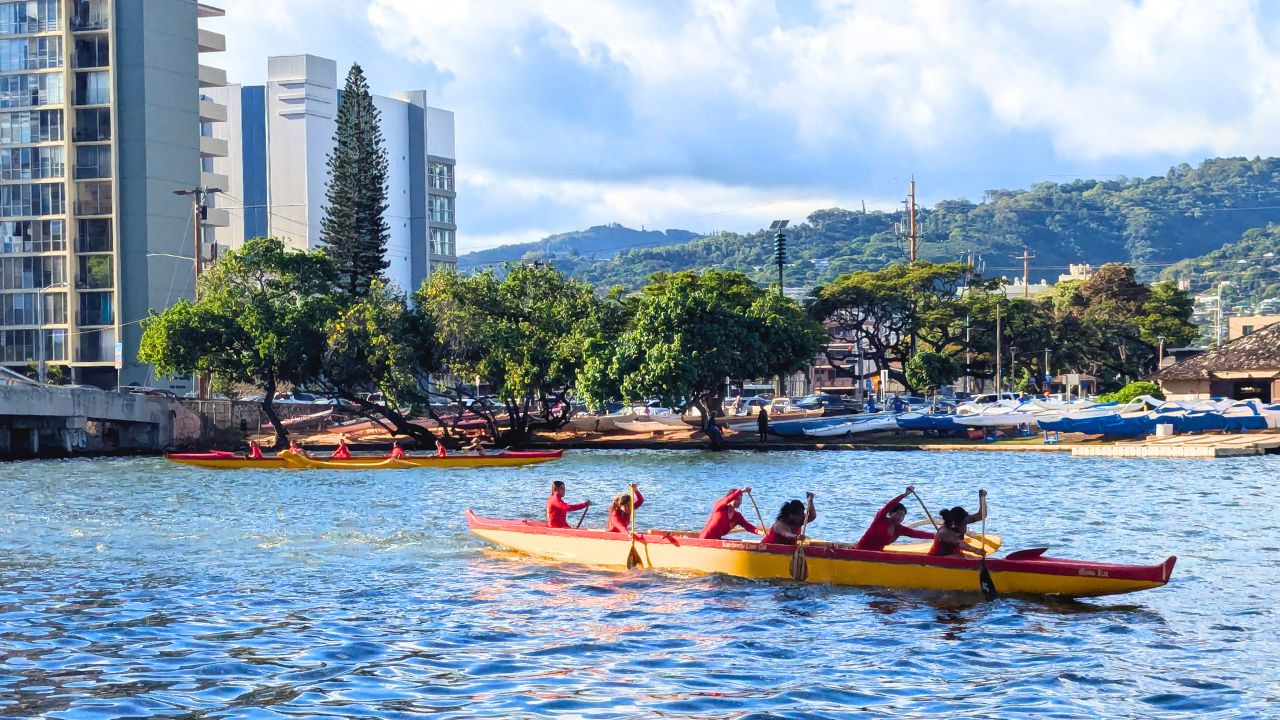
[745,489,767,534]
[575,503,590,529]
[1005,547,1049,561]
[626,485,642,569]
[789,493,814,582]
[977,489,997,601]
[909,488,940,530]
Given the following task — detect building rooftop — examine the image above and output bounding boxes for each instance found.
[1149,322,1280,381]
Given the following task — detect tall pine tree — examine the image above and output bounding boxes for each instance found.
[321,63,390,299]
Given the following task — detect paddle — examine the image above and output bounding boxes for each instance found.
[1005,547,1049,561]
[575,503,590,529]
[745,489,767,535]
[626,485,643,569]
[977,489,997,601]
[789,493,814,582]
[909,488,940,530]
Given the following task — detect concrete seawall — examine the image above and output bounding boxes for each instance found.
[0,385,174,459]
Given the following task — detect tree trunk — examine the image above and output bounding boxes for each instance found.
[336,390,437,445]
[261,373,289,449]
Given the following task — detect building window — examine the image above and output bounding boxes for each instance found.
[0,0,60,35]
[76,253,110,288]
[0,146,64,180]
[0,36,62,70]
[0,255,65,289]
[74,144,109,179]
[1242,325,1254,336]
[1,219,63,253]
[0,109,62,143]
[73,34,107,68]
[73,107,108,141]
[77,289,111,325]
[75,218,108,252]
[429,195,453,224]
[429,161,454,191]
[74,180,109,215]
[430,227,455,256]
[0,72,63,109]
[0,290,64,325]
[70,0,108,32]
[0,182,64,217]
[73,70,109,106]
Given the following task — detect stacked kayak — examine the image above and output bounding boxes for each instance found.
[770,416,862,438]
[803,413,901,437]
[467,511,1176,598]
[895,411,965,434]
[166,449,564,470]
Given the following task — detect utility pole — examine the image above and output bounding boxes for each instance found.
[995,301,1002,395]
[173,185,221,398]
[1012,247,1036,298]
[769,219,790,396]
[901,177,920,262]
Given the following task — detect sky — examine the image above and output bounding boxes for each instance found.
[209,0,1280,254]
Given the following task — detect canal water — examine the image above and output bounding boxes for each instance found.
[1,450,1276,719]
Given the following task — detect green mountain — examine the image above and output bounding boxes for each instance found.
[458,223,699,272]
[516,157,1280,290]
[1160,224,1280,306]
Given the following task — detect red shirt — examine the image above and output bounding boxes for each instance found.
[330,442,351,460]
[854,492,935,551]
[249,444,263,459]
[389,446,406,459]
[435,445,447,458]
[546,494,589,528]
[606,488,644,533]
[699,489,758,539]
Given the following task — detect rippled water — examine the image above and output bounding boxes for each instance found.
[1,450,1277,719]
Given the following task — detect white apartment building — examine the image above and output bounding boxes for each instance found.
[207,54,456,295]
[0,0,227,389]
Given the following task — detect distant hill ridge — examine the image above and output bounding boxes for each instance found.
[462,157,1280,296]
[457,224,700,271]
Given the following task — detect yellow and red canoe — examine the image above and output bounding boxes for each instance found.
[466,510,1176,598]
[165,449,563,470]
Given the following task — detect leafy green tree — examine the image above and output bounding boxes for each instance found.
[139,238,340,447]
[321,63,390,299]
[904,350,961,393]
[1097,381,1165,403]
[421,264,607,443]
[610,270,825,414]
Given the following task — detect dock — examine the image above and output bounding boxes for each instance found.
[1070,433,1280,458]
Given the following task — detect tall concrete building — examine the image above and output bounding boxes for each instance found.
[206,54,457,294]
[0,0,227,388]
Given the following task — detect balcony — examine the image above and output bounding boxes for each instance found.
[198,99,227,123]
[197,28,225,53]
[199,135,228,158]
[197,3,226,19]
[202,207,230,228]
[200,171,228,190]
[198,64,227,89]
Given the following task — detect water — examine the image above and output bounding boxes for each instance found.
[1,450,1277,719]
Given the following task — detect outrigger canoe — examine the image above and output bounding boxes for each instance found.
[466,511,1176,598]
[166,449,564,470]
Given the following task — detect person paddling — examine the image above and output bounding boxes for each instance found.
[605,484,643,533]
[546,480,590,529]
[761,493,816,545]
[928,490,988,557]
[286,439,308,457]
[698,487,762,540]
[388,441,407,459]
[434,439,448,458]
[249,441,264,459]
[330,434,352,460]
[854,485,935,551]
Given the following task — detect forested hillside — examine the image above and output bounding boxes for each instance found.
[1159,224,1280,303]
[495,157,1280,291]
[458,224,698,271]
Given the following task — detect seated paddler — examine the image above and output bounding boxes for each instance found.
[854,485,935,551]
[698,487,761,540]
[605,484,643,533]
[546,480,590,529]
[928,490,987,557]
[761,493,816,545]
[330,434,352,460]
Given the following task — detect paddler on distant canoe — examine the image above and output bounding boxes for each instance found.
[605,484,643,533]
[546,480,591,529]
[929,490,987,557]
[387,441,407,459]
[698,487,762,539]
[761,493,816,545]
[854,485,935,551]
[249,441,264,459]
[330,434,352,460]
[434,439,448,458]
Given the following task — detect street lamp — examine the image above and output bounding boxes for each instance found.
[1042,347,1051,393]
[36,282,67,384]
[1157,335,1166,368]
[1009,345,1019,394]
[1216,281,1231,347]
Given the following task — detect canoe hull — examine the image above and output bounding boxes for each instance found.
[167,450,564,470]
[466,512,1174,598]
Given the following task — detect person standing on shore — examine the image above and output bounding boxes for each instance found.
[757,407,769,443]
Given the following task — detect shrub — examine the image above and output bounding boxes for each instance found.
[1096,381,1165,404]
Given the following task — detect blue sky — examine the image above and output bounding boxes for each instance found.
[212,0,1280,253]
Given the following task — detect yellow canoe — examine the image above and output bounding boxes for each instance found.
[165,449,564,470]
[466,510,1176,598]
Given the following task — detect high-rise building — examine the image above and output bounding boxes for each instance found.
[0,0,227,389]
[206,54,457,295]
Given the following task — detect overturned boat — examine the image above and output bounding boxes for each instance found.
[166,449,564,470]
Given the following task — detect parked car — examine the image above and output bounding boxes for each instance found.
[963,392,1022,405]
[795,393,859,416]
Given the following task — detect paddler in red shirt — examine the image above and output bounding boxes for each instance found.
[605,484,643,533]
[761,493,816,545]
[546,480,590,528]
[329,434,352,460]
[249,441,264,459]
[698,487,761,539]
[387,441,407,459]
[854,485,936,551]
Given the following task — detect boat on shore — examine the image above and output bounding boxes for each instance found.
[802,413,901,437]
[466,511,1176,598]
[166,449,564,470]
